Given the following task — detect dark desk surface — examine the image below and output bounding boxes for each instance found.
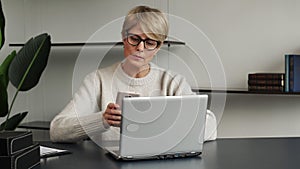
[34,137,300,169]
[18,121,50,130]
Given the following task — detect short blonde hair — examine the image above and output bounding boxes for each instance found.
[122,6,169,43]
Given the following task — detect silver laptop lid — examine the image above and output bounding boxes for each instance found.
[119,95,208,159]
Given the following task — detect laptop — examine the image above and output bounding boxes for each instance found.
[104,95,208,160]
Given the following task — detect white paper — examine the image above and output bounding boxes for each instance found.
[40,146,69,157]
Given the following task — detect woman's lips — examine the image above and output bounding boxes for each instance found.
[131,55,144,60]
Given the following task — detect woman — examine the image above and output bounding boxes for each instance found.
[50,6,217,142]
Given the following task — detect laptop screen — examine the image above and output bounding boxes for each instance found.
[119,95,208,159]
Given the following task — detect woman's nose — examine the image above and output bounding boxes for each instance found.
[136,41,145,52]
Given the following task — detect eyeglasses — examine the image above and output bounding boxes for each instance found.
[126,32,161,50]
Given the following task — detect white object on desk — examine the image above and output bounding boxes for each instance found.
[40,146,70,158]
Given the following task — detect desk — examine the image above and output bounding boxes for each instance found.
[18,121,50,130]
[18,121,50,141]
[35,137,300,169]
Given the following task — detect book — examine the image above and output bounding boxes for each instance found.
[248,73,285,92]
[285,54,300,92]
[285,55,290,92]
[248,73,285,80]
[248,79,284,86]
[248,85,284,92]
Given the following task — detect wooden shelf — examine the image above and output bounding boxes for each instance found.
[192,88,300,95]
[9,40,185,47]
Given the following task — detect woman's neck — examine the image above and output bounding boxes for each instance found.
[121,62,150,78]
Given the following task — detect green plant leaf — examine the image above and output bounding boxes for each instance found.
[0,50,16,86]
[0,0,5,50]
[8,33,51,91]
[0,51,15,117]
[0,74,8,117]
[0,112,28,131]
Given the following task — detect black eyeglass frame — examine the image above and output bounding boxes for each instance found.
[125,32,162,50]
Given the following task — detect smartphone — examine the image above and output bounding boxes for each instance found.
[116,91,140,109]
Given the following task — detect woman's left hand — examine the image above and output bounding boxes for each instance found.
[102,103,122,127]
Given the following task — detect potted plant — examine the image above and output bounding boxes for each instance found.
[0,0,51,131]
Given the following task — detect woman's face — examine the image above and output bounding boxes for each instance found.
[122,24,161,69]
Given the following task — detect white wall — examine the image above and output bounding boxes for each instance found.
[1,0,300,138]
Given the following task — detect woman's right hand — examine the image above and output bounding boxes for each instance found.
[102,103,122,127]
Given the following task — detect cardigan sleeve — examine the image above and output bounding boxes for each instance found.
[50,71,109,143]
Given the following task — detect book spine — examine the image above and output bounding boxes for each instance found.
[294,56,300,92]
[248,73,285,80]
[248,85,284,92]
[248,79,284,86]
[289,56,294,92]
[285,54,300,92]
[285,55,290,92]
